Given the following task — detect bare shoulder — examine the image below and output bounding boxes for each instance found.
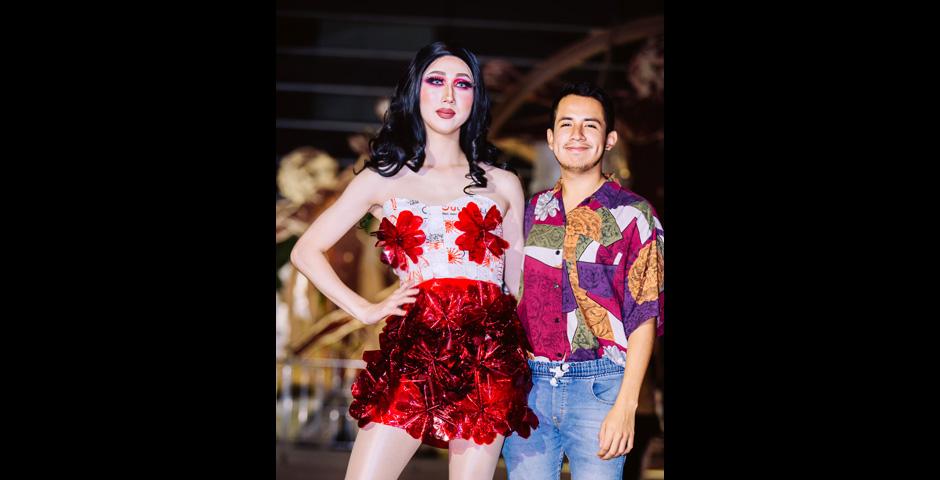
[479,164,519,188]
[348,166,382,188]
[347,167,394,198]
[482,165,523,199]
[346,167,401,218]
[358,165,440,217]
[476,165,523,217]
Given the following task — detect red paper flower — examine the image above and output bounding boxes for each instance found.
[373,210,425,271]
[454,202,509,264]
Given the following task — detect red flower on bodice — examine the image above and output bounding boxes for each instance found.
[454,202,509,264]
[373,210,425,271]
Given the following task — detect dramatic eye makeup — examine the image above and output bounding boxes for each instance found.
[424,71,474,89]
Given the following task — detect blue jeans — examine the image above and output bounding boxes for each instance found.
[502,357,627,480]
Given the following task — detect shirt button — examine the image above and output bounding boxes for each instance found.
[554,317,560,323]
[556,352,563,358]
[553,284,559,289]
[555,250,560,255]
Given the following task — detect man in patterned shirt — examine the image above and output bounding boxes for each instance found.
[503,82,664,480]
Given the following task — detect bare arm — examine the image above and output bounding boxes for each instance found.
[615,319,656,410]
[495,172,526,300]
[598,318,656,459]
[290,169,418,324]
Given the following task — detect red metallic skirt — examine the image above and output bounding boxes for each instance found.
[349,278,539,448]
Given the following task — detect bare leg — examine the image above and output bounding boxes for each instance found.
[345,423,422,480]
[448,434,505,480]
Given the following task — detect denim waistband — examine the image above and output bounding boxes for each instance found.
[528,357,623,378]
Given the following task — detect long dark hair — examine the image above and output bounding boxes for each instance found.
[360,42,510,193]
